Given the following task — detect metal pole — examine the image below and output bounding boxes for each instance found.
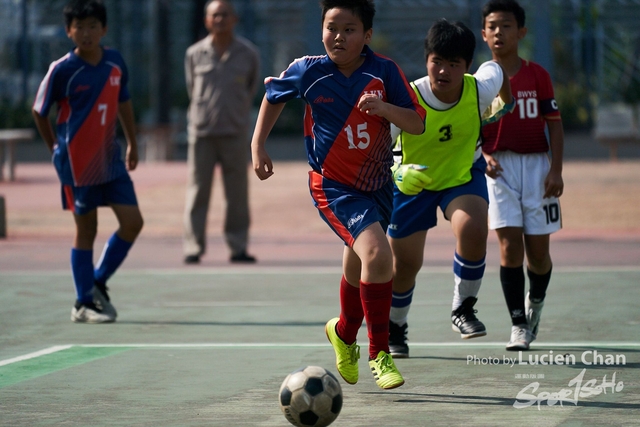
[305,1,323,56]
[192,0,208,43]
[533,0,554,78]
[238,0,255,43]
[20,0,30,104]
[583,0,596,95]
[155,0,171,125]
[471,0,489,67]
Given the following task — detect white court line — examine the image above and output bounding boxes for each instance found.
[0,345,72,367]
[130,265,640,275]
[2,342,638,367]
[155,301,288,307]
[128,267,345,276]
[74,342,640,348]
[3,265,640,277]
[0,267,342,277]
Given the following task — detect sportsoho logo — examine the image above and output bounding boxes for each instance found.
[467,350,626,409]
[513,367,624,410]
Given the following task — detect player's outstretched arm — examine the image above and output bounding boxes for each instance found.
[495,61,513,105]
[118,100,139,171]
[32,109,56,153]
[478,61,515,126]
[358,94,424,135]
[251,95,286,180]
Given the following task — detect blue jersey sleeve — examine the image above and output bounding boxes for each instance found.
[264,57,310,104]
[33,57,67,117]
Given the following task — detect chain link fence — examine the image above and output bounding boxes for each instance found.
[2,0,639,134]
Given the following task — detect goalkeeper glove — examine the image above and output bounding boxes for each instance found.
[393,164,432,195]
[482,96,516,126]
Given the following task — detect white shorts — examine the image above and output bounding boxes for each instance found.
[487,151,562,235]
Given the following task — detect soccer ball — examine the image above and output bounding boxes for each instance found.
[278,366,343,427]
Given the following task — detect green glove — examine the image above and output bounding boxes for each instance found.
[393,164,432,195]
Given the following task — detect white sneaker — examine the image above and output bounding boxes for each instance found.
[71,302,115,323]
[506,324,532,350]
[93,284,117,318]
[525,292,544,341]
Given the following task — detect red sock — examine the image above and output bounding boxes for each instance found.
[336,276,364,344]
[360,279,393,359]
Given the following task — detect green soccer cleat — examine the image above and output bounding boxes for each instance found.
[325,317,360,384]
[369,351,405,390]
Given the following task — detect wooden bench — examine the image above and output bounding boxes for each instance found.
[0,128,36,181]
[593,103,640,161]
[0,129,36,237]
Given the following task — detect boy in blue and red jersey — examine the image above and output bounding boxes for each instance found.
[251,0,425,390]
[32,0,143,324]
[481,0,564,350]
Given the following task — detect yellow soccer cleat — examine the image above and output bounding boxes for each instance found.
[325,317,360,384]
[369,351,405,390]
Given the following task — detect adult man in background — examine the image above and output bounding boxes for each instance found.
[183,0,260,264]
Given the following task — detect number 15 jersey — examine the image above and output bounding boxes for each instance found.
[265,46,425,192]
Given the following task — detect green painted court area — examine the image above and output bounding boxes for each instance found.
[1,268,639,426]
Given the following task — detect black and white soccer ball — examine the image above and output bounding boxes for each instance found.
[278,366,343,427]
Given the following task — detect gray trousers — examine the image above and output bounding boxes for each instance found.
[183,134,250,257]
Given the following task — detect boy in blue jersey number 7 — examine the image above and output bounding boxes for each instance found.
[251,0,425,389]
[32,0,143,324]
[387,19,514,358]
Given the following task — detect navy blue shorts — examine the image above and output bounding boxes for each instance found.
[309,170,392,247]
[61,173,138,215]
[388,157,488,239]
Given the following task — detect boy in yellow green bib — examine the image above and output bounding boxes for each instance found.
[387,19,513,357]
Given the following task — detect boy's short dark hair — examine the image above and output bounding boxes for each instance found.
[482,0,526,28]
[63,0,107,28]
[320,0,376,31]
[424,19,476,66]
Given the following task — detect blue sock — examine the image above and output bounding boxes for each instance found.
[71,248,94,304]
[94,233,133,285]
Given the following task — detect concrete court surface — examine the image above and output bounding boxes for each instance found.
[0,268,639,426]
[1,158,640,426]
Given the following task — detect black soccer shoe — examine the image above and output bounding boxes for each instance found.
[389,321,409,358]
[184,254,201,264]
[451,297,487,339]
[94,281,111,302]
[230,251,256,263]
[93,281,117,318]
